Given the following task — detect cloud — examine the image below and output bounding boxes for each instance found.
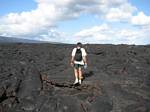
[105,3,137,22]
[0,0,137,37]
[38,29,69,43]
[74,24,109,39]
[73,24,115,43]
[0,1,59,37]
[73,24,150,44]
[131,11,150,26]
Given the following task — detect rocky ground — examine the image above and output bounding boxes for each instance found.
[0,43,150,112]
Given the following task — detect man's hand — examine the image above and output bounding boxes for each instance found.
[84,62,87,69]
[70,62,74,67]
[70,56,74,67]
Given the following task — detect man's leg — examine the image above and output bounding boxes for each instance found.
[78,67,83,84]
[74,68,79,84]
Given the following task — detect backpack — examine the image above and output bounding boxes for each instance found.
[74,48,82,61]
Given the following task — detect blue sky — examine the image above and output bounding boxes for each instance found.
[129,0,150,15]
[0,0,150,44]
[0,0,36,16]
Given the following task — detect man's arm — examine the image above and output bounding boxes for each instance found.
[83,56,87,65]
[70,56,74,67]
[82,48,87,65]
[70,48,76,66]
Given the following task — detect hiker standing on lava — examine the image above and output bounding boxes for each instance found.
[70,42,87,85]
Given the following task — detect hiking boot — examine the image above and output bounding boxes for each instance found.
[79,79,82,84]
[73,79,78,84]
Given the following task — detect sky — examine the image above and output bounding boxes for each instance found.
[0,0,150,44]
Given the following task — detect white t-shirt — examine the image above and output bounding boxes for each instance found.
[71,48,87,65]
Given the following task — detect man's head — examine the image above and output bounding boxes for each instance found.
[77,42,82,49]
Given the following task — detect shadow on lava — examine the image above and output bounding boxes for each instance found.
[82,70,94,80]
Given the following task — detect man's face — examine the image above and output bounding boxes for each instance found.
[77,46,81,49]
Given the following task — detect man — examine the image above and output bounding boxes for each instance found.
[70,42,87,85]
